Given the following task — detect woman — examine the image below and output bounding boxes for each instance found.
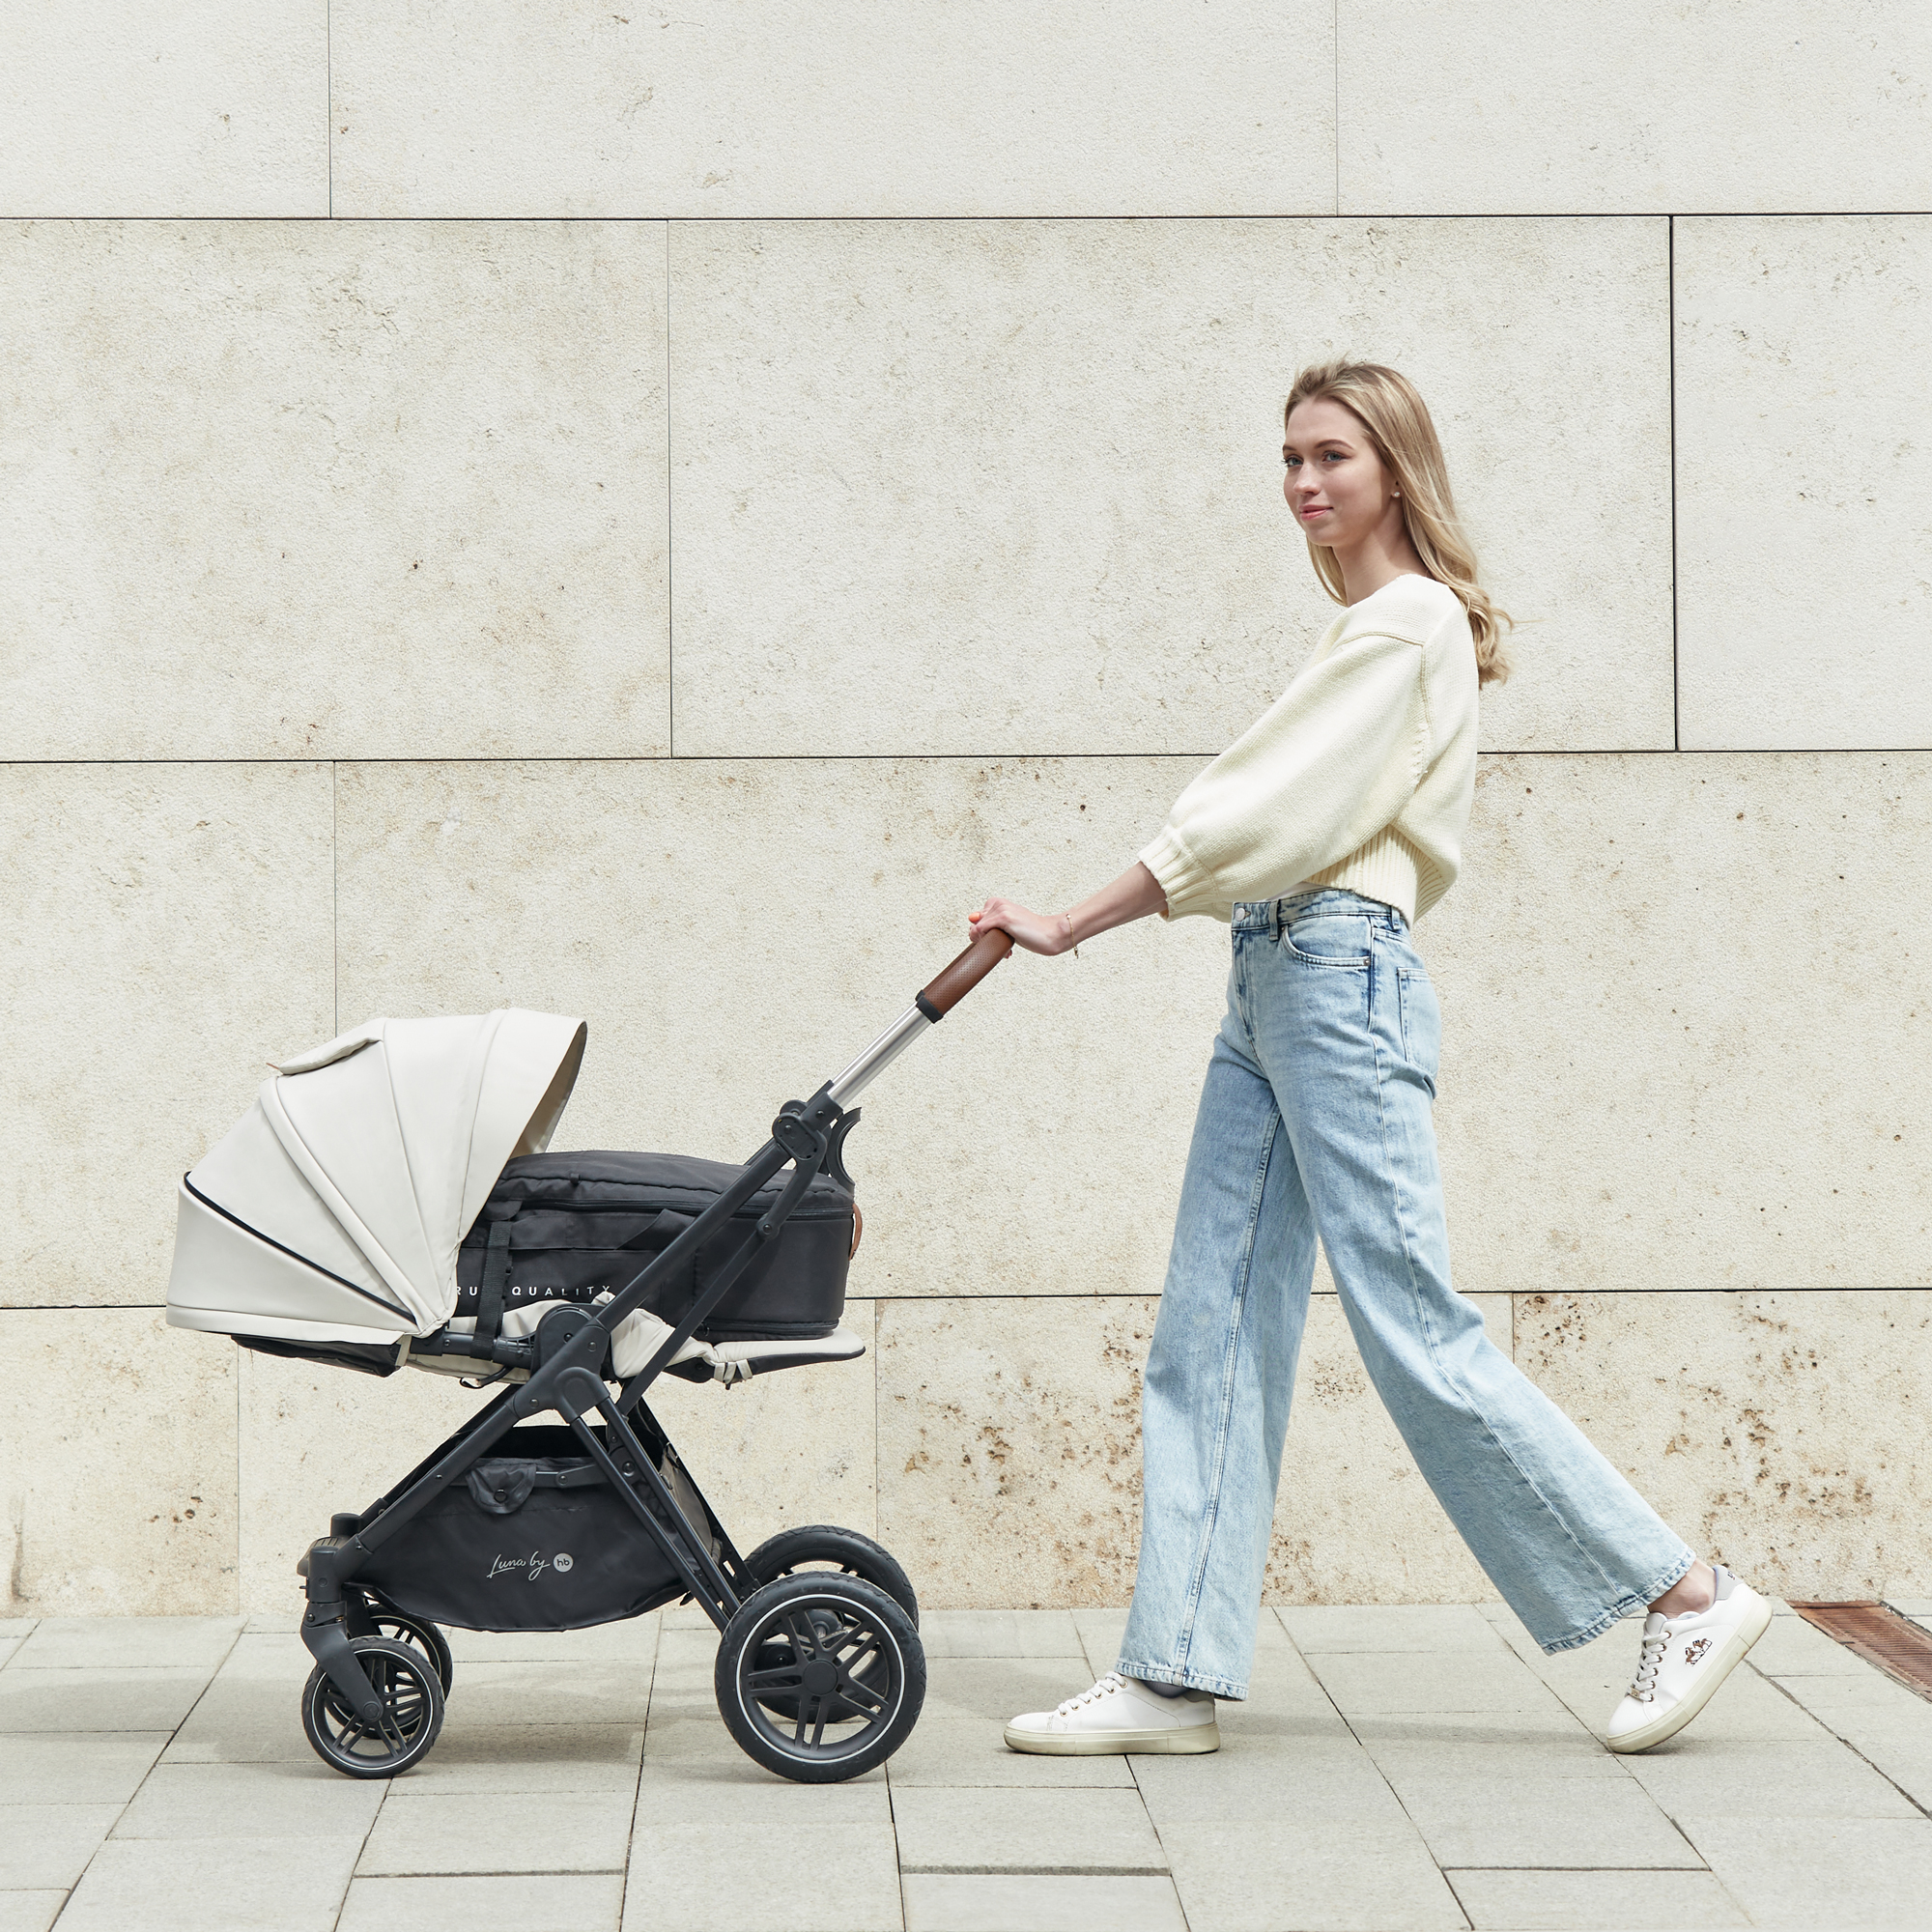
[975,360,1769,1759]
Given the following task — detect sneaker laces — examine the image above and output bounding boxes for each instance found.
[1054,1672,1126,1717]
[1628,1628,1668,1704]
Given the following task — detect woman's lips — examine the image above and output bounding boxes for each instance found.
[1299,505,1331,519]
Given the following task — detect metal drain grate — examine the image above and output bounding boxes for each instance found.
[1789,1602,1932,1700]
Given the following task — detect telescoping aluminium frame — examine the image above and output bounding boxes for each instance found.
[296,926,1014,1751]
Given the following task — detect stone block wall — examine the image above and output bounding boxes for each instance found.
[3,3,1927,1617]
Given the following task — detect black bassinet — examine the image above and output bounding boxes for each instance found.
[456,1151,856,1342]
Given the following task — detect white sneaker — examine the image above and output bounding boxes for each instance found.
[1605,1565,1773,1753]
[1005,1671,1220,1756]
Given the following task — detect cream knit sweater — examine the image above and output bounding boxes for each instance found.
[1139,573,1479,926]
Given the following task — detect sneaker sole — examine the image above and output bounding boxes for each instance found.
[1002,1722,1221,1756]
[1605,1593,1775,1754]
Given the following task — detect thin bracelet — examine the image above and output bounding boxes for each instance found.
[1060,912,1076,954]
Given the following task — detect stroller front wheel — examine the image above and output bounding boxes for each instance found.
[345,1589,455,1693]
[716,1573,924,1783]
[301,1635,446,1779]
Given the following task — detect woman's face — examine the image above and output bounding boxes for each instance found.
[1282,397,1398,549]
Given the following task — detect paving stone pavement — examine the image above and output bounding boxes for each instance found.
[2,1600,1929,1930]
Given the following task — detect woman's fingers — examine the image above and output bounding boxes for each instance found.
[968,897,1063,956]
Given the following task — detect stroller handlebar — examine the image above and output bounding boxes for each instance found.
[918,926,1014,1017]
[825,927,1014,1108]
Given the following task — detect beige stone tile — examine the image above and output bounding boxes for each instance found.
[1447,1868,1749,1931]
[164,1631,329,1763]
[331,3,1331,218]
[0,1732,169,1805]
[0,762,332,1305]
[1265,1297,1508,1605]
[892,1786,1166,1874]
[349,751,1932,1301]
[11,1618,242,1670]
[643,1299,877,1558]
[916,1610,1084,1659]
[1379,1772,1704,1869]
[114,1759,385,1838]
[56,1835,364,1932]
[0,1804,123,1889]
[1278,1605,1506,1653]
[631,1758,890,1822]
[1129,1737,1407,1829]
[1673,1815,1932,1929]
[392,1723,643,1797]
[0,221,668,759]
[237,1347,498,1615]
[0,1311,238,1615]
[1427,753,1932,1293]
[357,1787,634,1874]
[1298,1647,1563,1718]
[1514,1291,1932,1602]
[903,1875,1187,1932]
[878,1294,1514,1609]
[1163,1817,1464,1932]
[918,1658,1112,1727]
[0,3,327,217]
[1677,217,1932,750]
[1337,5,1932,214]
[878,1297,1152,1608]
[0,1895,65,1932]
[333,757,1226,1305]
[670,218,1671,756]
[1623,1735,1919,1820]
[340,1875,624,1932]
[615,1821,901,1932]
[884,1717,1133,1788]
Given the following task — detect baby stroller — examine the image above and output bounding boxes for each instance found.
[165,929,1012,1782]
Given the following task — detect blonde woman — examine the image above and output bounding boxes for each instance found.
[975,360,1769,1758]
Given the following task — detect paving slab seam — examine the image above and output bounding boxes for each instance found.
[614,1607,662,1932]
[901,1862,1173,1877]
[1749,1662,1932,1821]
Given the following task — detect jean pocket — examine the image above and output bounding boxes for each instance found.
[1282,913,1372,968]
[1398,968,1440,1089]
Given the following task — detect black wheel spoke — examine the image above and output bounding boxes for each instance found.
[746,1665,807,1692]
[836,1672,889,1714]
[810,1700,829,1748]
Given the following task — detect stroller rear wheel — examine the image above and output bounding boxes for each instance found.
[301,1635,446,1778]
[346,1589,454,1692]
[741,1524,920,1627]
[716,1573,924,1783]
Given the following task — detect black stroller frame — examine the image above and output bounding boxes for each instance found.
[296,929,1012,1783]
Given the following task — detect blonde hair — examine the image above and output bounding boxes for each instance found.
[1285,359,1512,685]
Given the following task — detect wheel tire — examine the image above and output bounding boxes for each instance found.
[347,1591,455,1692]
[715,1573,924,1784]
[741,1524,920,1627]
[301,1635,446,1779]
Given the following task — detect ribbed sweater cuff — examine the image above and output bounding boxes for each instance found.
[1139,828,1216,920]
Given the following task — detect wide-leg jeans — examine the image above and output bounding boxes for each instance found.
[1118,890,1693,1698]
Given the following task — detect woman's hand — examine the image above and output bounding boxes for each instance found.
[969,897,1072,957]
[968,864,1167,959]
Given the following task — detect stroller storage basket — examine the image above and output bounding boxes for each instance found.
[457,1151,854,1342]
[355,1425,718,1633]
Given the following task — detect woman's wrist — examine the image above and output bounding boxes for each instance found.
[1058,912,1076,952]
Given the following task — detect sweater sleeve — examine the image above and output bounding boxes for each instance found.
[1139,627,1431,920]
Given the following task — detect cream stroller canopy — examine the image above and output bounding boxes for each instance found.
[169,1010,586,1345]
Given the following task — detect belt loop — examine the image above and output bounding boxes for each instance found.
[1268,897,1283,941]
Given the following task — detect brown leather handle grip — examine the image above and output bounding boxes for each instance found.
[920,926,1014,1016]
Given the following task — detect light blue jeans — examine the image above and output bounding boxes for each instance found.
[1118,891,1693,1698]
